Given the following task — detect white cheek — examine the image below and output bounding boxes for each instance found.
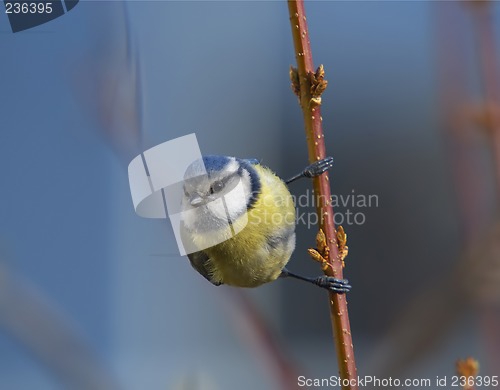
[221,180,249,219]
[206,199,230,220]
[180,170,252,232]
[180,196,231,231]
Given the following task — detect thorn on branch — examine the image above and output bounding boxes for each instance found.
[290,66,300,96]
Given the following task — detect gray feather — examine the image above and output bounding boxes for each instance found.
[187,250,222,286]
[180,219,222,286]
[266,226,296,257]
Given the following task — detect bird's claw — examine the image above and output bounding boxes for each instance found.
[303,156,334,178]
[314,276,351,294]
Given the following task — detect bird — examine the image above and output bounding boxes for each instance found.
[179,155,351,293]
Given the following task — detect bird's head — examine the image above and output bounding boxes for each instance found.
[181,155,258,232]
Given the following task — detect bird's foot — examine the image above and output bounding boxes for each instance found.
[302,156,334,178]
[313,275,351,294]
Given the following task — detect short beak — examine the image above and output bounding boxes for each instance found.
[190,195,204,206]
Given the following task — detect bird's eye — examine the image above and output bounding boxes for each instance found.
[210,181,224,194]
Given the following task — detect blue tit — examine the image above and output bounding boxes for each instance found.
[180,155,351,294]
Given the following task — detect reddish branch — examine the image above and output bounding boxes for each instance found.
[287,1,358,388]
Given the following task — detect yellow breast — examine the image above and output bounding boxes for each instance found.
[204,165,296,287]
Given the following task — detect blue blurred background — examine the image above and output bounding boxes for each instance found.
[0,1,499,389]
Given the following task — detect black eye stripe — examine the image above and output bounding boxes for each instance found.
[218,172,237,186]
[208,171,239,195]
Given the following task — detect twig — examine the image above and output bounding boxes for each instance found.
[287,1,358,388]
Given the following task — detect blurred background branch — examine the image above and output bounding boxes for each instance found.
[366,1,500,384]
[0,259,122,390]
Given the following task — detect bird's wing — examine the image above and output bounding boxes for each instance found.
[266,225,296,259]
[187,250,222,286]
[180,219,222,286]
